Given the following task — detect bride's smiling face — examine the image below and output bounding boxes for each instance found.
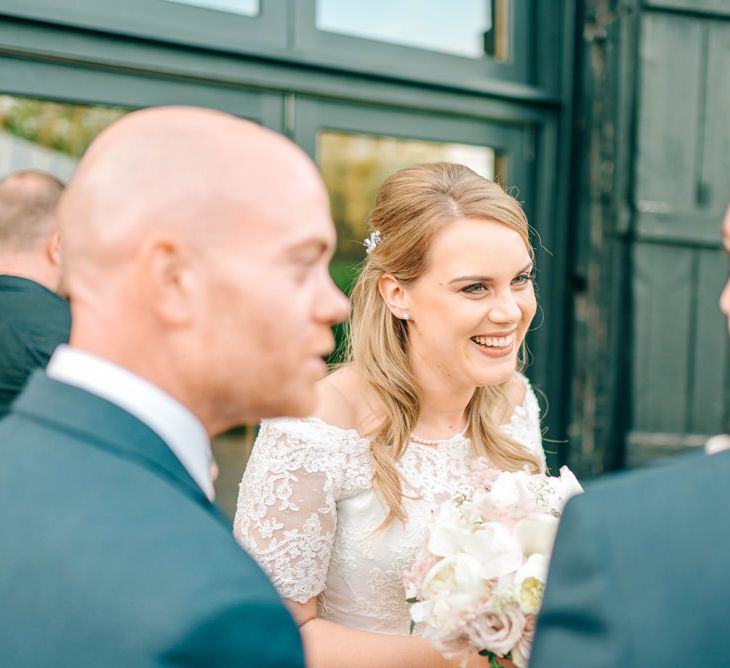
[399,216,536,390]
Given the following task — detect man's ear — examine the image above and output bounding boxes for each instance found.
[139,235,196,326]
[46,230,61,268]
[377,273,410,319]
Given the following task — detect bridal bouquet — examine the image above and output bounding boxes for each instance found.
[403,462,583,668]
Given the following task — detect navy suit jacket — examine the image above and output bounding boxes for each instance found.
[0,372,304,667]
[0,275,70,418]
[531,449,730,667]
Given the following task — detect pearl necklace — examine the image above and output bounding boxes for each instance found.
[410,424,468,446]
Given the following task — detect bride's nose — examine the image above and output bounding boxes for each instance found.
[488,290,522,324]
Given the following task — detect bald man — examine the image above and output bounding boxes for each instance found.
[0,170,70,418]
[0,108,349,667]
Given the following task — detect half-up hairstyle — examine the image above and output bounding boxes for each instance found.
[347,162,542,529]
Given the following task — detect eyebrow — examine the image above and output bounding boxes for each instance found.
[286,238,330,255]
[448,262,534,285]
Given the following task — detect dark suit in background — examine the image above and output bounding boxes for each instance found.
[530,449,730,668]
[0,274,70,418]
[0,372,304,667]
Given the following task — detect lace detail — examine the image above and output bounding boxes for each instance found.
[234,376,545,634]
[234,419,372,604]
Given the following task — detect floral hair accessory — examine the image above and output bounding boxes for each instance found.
[363,230,382,255]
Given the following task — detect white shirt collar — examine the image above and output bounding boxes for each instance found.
[46,345,214,501]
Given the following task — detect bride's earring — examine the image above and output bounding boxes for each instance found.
[401,312,410,321]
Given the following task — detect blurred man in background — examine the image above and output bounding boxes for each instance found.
[0,169,70,418]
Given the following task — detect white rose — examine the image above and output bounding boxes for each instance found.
[414,553,486,628]
[486,471,533,510]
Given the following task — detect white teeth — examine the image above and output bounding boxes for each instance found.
[472,334,515,348]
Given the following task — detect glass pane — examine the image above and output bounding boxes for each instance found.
[318,130,495,262]
[317,0,497,60]
[0,95,127,180]
[162,0,259,16]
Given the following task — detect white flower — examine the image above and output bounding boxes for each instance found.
[412,553,486,629]
[404,465,584,667]
[557,466,584,505]
[487,470,533,509]
[513,514,560,557]
[427,520,523,581]
[513,554,548,614]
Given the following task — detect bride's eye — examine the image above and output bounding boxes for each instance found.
[512,269,536,286]
[462,283,487,295]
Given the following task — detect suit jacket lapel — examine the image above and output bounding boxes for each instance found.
[13,372,216,512]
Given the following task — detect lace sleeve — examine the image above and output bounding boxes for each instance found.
[233,418,370,604]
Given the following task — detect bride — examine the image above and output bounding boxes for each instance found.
[234,162,546,668]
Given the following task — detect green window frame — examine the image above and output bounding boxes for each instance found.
[0,0,289,54]
[293,0,568,97]
[0,56,285,131]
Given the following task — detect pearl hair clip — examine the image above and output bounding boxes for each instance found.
[363,230,382,254]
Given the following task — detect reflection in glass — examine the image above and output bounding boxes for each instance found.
[162,0,259,16]
[317,0,493,60]
[0,95,127,181]
[318,130,495,262]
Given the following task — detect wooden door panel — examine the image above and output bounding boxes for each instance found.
[702,22,730,215]
[689,247,728,433]
[636,14,703,217]
[632,243,693,433]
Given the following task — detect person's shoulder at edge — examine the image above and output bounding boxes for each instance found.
[570,446,726,511]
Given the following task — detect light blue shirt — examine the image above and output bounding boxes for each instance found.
[47,345,214,500]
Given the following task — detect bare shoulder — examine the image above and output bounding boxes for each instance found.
[506,372,530,408]
[312,364,373,432]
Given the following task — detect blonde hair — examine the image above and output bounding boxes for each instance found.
[347,162,542,528]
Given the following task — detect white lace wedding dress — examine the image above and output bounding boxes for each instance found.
[234,375,545,636]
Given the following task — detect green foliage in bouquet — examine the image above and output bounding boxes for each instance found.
[480,649,513,668]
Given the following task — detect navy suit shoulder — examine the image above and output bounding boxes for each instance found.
[531,450,730,668]
[0,374,304,667]
[0,275,70,418]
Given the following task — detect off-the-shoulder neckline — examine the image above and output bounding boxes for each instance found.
[265,376,534,449]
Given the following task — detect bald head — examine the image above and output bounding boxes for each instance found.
[58,105,347,433]
[0,170,64,252]
[59,106,325,300]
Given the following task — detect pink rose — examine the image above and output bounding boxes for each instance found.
[469,606,526,657]
[511,614,535,668]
